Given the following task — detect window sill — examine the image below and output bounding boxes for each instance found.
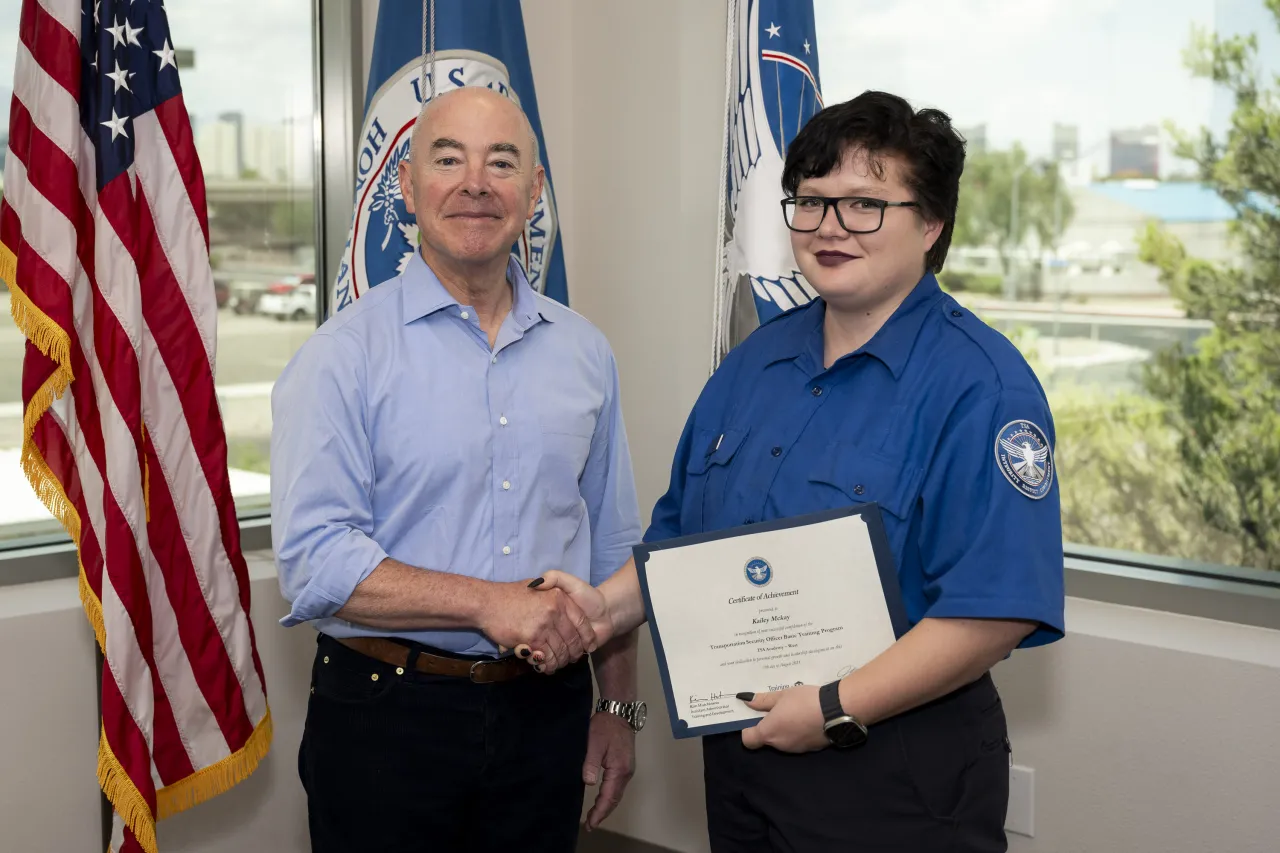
[1065,550,1280,633]
[2,522,1275,633]
[0,513,273,588]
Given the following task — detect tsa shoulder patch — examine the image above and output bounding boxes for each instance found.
[994,419,1054,500]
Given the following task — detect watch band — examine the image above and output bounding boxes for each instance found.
[596,698,644,731]
[819,681,846,724]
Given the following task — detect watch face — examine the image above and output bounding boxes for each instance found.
[632,702,647,732]
[826,720,867,749]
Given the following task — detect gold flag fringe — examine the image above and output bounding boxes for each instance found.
[98,728,159,853]
[157,710,274,820]
[2,239,102,648]
[4,238,274,850]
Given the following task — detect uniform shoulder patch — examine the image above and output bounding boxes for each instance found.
[994,420,1054,500]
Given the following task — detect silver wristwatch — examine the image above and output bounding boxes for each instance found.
[596,698,647,732]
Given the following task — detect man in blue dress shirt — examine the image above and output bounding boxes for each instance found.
[536,91,1066,851]
[271,87,645,852]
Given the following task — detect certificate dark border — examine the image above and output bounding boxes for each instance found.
[633,503,909,740]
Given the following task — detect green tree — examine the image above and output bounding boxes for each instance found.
[270,198,315,246]
[953,145,1076,281]
[1137,0,1280,570]
[1004,328,1246,566]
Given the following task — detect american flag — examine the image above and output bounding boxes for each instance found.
[0,2,272,851]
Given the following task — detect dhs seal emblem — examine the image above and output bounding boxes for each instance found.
[995,420,1054,500]
[744,557,773,587]
[333,50,560,313]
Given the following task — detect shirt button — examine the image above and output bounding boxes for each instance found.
[499,416,508,426]
[854,484,865,495]
[461,311,470,320]
[951,309,963,317]
[811,386,823,397]
[491,355,498,364]
[502,480,511,490]
[502,545,512,555]
[771,446,782,457]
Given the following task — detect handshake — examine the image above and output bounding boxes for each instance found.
[482,571,614,673]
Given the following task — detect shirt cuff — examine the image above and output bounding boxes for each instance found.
[279,530,389,627]
[922,596,1066,648]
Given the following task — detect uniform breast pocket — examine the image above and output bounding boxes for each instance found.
[807,442,919,523]
[682,427,749,532]
[537,418,594,517]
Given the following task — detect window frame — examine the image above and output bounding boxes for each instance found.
[0,0,357,581]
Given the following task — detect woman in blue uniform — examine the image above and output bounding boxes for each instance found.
[537,91,1065,852]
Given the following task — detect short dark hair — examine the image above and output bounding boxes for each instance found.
[781,90,966,273]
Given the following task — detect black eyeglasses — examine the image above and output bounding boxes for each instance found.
[780,196,921,234]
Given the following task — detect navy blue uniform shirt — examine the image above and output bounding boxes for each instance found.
[645,274,1065,648]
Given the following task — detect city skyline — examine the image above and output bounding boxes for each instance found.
[0,0,1275,183]
[815,0,1280,177]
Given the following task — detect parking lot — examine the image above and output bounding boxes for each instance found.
[0,293,316,456]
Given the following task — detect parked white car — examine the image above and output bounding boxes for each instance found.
[256,274,317,322]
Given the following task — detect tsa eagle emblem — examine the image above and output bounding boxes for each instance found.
[995,420,1054,500]
[744,557,773,587]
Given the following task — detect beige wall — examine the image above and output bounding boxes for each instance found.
[998,603,1280,853]
[1,3,1277,853]
[0,557,313,853]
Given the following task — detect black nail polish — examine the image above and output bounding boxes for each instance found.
[736,692,754,701]
[517,647,531,659]
[528,577,545,588]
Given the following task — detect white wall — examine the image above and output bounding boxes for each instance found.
[2,3,1278,853]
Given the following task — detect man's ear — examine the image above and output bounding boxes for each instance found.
[399,159,416,215]
[527,164,545,220]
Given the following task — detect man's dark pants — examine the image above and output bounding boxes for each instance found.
[299,633,594,852]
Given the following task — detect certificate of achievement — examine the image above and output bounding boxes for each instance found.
[635,505,909,738]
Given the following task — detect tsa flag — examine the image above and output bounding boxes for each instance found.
[331,0,566,314]
[725,0,823,327]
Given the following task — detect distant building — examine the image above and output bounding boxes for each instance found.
[1052,123,1079,162]
[1109,126,1159,179]
[196,118,241,180]
[959,123,987,154]
[244,123,290,182]
[948,181,1241,299]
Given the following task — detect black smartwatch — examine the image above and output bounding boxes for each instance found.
[819,680,867,749]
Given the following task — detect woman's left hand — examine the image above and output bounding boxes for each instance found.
[739,685,828,753]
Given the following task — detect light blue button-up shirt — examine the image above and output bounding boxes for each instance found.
[270,252,641,655]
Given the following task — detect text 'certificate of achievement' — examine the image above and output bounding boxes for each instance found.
[635,505,910,738]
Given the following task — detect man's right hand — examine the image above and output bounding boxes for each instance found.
[479,581,597,673]
[534,571,615,652]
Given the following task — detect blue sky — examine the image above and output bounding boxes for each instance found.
[814,0,1280,176]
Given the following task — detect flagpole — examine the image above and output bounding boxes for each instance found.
[97,645,111,850]
[710,0,738,372]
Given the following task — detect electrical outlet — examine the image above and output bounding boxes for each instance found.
[1006,764,1035,837]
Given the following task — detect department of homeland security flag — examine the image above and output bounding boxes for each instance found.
[724,0,823,331]
[0,1,271,851]
[332,0,566,314]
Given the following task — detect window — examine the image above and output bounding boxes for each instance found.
[815,0,1280,574]
[0,0,317,543]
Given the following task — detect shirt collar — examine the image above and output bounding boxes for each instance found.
[774,273,944,380]
[401,251,552,328]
